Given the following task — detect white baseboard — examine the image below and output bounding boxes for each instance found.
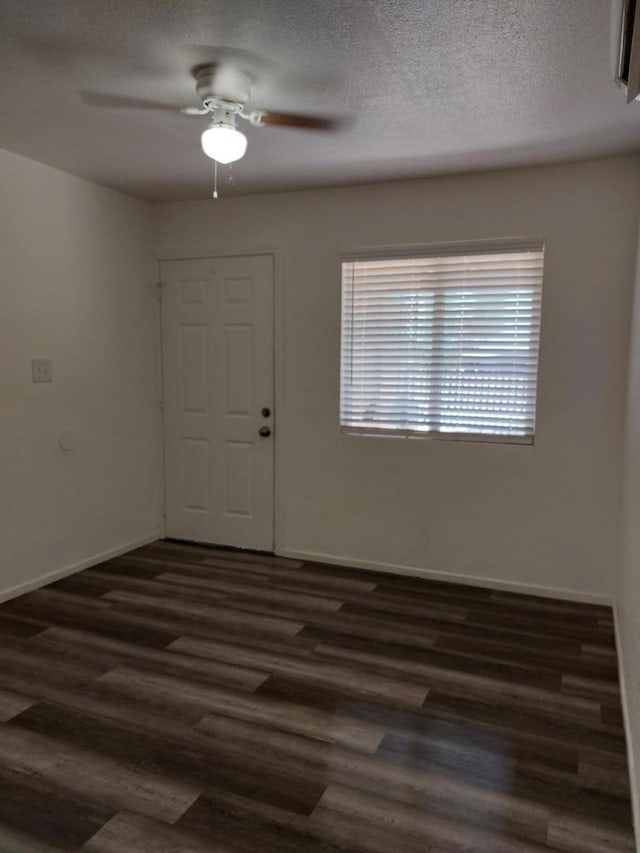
[0,533,160,604]
[614,606,640,852]
[275,547,612,606]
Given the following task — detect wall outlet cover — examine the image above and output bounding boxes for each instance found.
[31,359,53,383]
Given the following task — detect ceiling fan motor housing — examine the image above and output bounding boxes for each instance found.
[195,64,253,107]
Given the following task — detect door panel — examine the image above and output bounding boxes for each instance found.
[181,325,208,413]
[161,255,274,550]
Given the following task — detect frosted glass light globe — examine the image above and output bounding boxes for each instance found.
[201,123,247,164]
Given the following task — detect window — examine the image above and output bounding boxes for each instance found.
[340,243,544,443]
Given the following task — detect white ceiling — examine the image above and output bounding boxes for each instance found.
[0,0,638,201]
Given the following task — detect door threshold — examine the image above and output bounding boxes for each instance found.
[163,537,275,558]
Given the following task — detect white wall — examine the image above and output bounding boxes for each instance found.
[0,149,162,599]
[156,155,640,602]
[618,224,640,839]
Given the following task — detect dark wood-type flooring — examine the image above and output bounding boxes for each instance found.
[0,540,635,852]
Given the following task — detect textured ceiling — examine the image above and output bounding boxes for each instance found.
[0,0,638,201]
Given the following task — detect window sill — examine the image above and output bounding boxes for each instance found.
[340,427,534,446]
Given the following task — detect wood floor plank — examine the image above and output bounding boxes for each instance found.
[423,689,628,755]
[464,607,615,647]
[0,763,113,850]
[339,600,588,655]
[310,629,564,690]
[0,687,38,722]
[199,558,379,594]
[160,555,379,599]
[157,570,346,611]
[0,636,113,692]
[0,538,633,852]
[0,594,181,648]
[0,612,47,638]
[95,665,385,754]
[562,672,621,702]
[312,641,611,730]
[0,723,201,824]
[433,632,619,683]
[176,788,361,853]
[35,625,270,691]
[9,698,326,820]
[191,685,386,753]
[83,811,237,853]
[236,604,440,650]
[377,730,632,829]
[78,568,231,604]
[86,601,319,656]
[547,811,636,852]
[194,710,553,843]
[0,824,70,853]
[257,675,582,773]
[141,539,304,569]
[578,749,633,798]
[101,589,305,636]
[169,635,430,706]
[316,783,552,853]
[372,583,604,634]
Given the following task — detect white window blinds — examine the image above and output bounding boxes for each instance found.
[340,246,544,443]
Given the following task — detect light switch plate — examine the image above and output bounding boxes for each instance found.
[31,358,53,383]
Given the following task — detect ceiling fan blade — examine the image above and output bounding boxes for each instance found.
[81,91,194,113]
[260,111,342,131]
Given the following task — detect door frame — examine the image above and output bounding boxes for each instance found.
[157,247,284,554]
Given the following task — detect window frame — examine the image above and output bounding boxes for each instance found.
[339,238,545,446]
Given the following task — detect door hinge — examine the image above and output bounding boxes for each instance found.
[160,400,165,411]
[156,281,164,302]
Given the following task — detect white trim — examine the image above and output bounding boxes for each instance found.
[614,605,640,851]
[157,261,168,540]
[340,236,545,262]
[341,426,534,446]
[275,547,613,605]
[0,534,160,604]
[272,250,286,554]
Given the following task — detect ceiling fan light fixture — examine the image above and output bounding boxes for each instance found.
[201,121,247,164]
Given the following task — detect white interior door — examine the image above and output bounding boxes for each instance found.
[161,255,274,551]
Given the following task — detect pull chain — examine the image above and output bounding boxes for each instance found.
[212,160,218,199]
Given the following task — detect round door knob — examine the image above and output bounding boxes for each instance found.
[259,426,271,437]
[261,407,271,417]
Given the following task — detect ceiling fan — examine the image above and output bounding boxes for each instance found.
[83,60,344,168]
[182,64,341,165]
